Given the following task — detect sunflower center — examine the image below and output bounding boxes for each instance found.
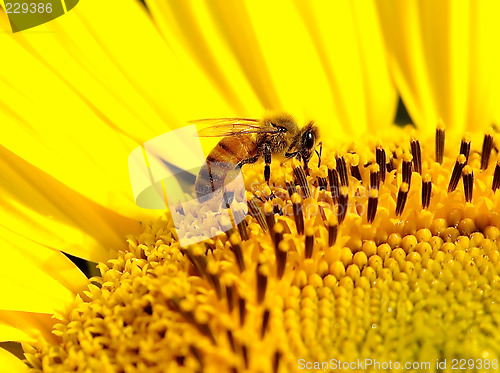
[26,127,500,372]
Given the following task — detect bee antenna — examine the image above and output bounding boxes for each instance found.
[315,142,323,167]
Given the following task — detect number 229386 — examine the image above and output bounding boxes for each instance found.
[5,2,52,14]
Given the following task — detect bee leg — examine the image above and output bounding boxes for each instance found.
[222,190,234,208]
[303,156,310,176]
[218,155,258,208]
[285,150,300,159]
[264,143,271,184]
[237,154,259,169]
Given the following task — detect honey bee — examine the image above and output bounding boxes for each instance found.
[192,113,321,201]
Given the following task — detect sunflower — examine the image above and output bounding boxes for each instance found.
[1,0,500,372]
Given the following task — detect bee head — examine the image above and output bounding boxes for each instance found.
[300,122,319,155]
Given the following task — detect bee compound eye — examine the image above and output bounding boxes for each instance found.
[304,131,315,149]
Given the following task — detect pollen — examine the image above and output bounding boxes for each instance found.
[26,125,500,372]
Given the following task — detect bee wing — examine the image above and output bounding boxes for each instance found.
[191,118,279,137]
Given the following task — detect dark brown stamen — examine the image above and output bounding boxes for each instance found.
[190,345,204,365]
[242,345,249,369]
[318,176,328,191]
[182,248,202,277]
[248,198,268,231]
[237,218,248,241]
[196,322,216,345]
[328,225,338,247]
[386,156,395,173]
[337,185,349,224]
[448,154,467,193]
[328,168,340,203]
[273,351,281,373]
[276,241,288,279]
[272,222,284,252]
[169,299,217,344]
[367,188,378,223]
[396,182,409,216]
[226,283,235,312]
[256,263,268,304]
[207,265,222,299]
[459,135,471,162]
[261,309,270,339]
[291,193,304,235]
[462,166,474,203]
[238,297,246,326]
[185,246,208,278]
[319,205,327,221]
[264,202,275,236]
[286,181,297,197]
[349,154,362,181]
[481,133,494,170]
[328,216,338,247]
[410,138,422,174]
[305,227,314,258]
[421,174,432,209]
[402,153,413,187]
[370,164,380,190]
[376,145,386,182]
[493,162,500,192]
[336,155,349,187]
[436,124,445,164]
[229,233,245,272]
[350,164,362,182]
[226,330,236,352]
[293,165,310,198]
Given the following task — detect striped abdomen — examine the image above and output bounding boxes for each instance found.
[195,134,257,200]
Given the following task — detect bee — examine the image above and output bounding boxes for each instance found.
[192,113,321,201]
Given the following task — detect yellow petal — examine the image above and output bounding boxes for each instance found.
[0,223,87,294]
[0,145,140,262]
[144,0,267,116]
[376,0,500,133]
[0,311,56,344]
[0,226,83,313]
[0,347,29,373]
[0,0,231,220]
[290,0,397,135]
[243,0,345,129]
